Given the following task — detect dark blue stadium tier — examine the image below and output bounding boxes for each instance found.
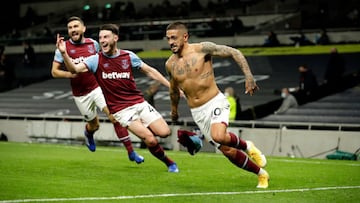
[259,84,360,124]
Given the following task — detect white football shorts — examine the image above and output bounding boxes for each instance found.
[113,101,162,128]
[73,87,107,121]
[190,92,230,148]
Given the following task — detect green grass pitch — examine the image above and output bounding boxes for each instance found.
[0,142,359,203]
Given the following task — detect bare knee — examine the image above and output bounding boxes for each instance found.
[148,124,171,138]
[149,119,171,138]
[143,135,158,147]
[212,131,227,144]
[211,123,228,144]
[87,121,100,132]
[157,127,171,138]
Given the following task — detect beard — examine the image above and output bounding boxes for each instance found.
[71,34,83,43]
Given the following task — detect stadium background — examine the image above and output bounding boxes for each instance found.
[0,0,359,159]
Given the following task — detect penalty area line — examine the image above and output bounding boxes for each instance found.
[1,185,360,203]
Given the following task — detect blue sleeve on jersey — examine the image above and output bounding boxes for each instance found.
[128,51,143,69]
[54,49,64,63]
[90,38,100,52]
[83,54,99,73]
[95,42,100,52]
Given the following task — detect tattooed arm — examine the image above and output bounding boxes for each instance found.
[165,59,180,122]
[200,41,259,95]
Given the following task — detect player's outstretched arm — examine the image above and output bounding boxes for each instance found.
[200,41,259,95]
[140,62,170,88]
[51,60,77,79]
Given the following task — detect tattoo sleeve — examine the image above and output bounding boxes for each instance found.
[201,41,253,78]
[169,80,180,109]
[232,49,253,78]
[166,63,180,114]
[169,78,180,121]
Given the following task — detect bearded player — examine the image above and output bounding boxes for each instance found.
[51,16,144,164]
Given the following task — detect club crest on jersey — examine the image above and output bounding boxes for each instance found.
[103,63,110,68]
[121,59,130,69]
[87,45,95,54]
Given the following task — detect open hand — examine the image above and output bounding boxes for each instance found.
[171,111,179,123]
[245,77,259,96]
[56,34,66,54]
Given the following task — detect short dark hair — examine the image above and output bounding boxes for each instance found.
[67,16,84,25]
[166,22,188,32]
[99,24,119,36]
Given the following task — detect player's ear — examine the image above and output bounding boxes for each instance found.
[183,32,189,41]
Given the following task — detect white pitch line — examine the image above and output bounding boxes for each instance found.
[1,185,359,203]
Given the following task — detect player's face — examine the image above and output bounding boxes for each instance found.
[99,30,118,55]
[67,20,85,43]
[166,29,187,54]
